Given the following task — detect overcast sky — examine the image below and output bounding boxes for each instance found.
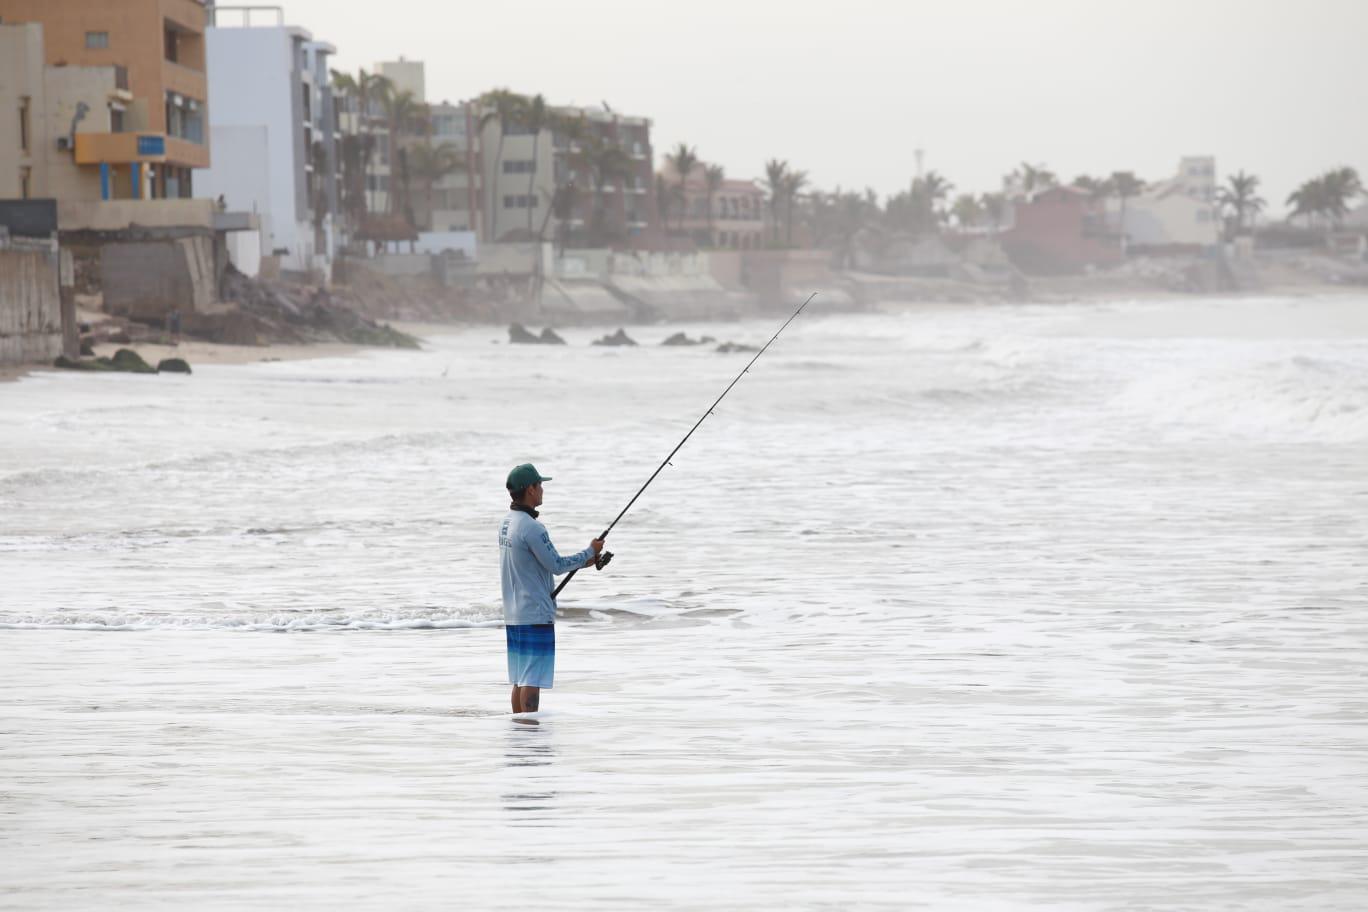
[262,0,1367,214]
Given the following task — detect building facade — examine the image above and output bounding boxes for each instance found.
[660,160,767,249]
[0,0,210,200]
[476,103,661,249]
[1110,156,1219,249]
[1002,185,1122,274]
[424,100,482,234]
[194,7,338,274]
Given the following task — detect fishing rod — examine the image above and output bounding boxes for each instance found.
[553,291,818,599]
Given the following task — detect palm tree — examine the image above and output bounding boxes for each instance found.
[521,94,550,235]
[950,193,982,231]
[914,171,954,230]
[409,142,463,230]
[382,89,424,220]
[1071,175,1109,201]
[477,88,525,241]
[332,69,390,217]
[703,164,725,245]
[1009,162,1057,198]
[1321,166,1363,226]
[1216,171,1265,237]
[818,188,877,269]
[546,111,589,244]
[1108,171,1145,254]
[654,173,674,233]
[1286,178,1325,229]
[666,143,699,231]
[337,133,368,226]
[782,169,808,247]
[575,135,631,246]
[764,159,788,246]
[979,192,1007,235]
[540,180,580,253]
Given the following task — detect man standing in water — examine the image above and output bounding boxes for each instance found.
[499,464,604,714]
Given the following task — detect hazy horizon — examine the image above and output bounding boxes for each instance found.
[239,0,1366,216]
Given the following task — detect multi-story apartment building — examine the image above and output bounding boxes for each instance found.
[424,100,482,234]
[660,160,768,249]
[0,0,210,201]
[195,6,340,274]
[476,101,660,249]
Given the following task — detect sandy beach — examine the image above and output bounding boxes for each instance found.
[2,338,372,383]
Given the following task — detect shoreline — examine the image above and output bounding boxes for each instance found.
[1,339,373,384]
[4,283,1362,384]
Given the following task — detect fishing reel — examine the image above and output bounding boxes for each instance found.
[595,550,614,571]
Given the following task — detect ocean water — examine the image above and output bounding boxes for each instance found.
[2,296,1366,910]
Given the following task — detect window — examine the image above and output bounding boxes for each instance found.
[164,25,179,62]
[19,97,30,152]
[110,106,124,133]
[20,167,31,199]
[85,31,109,49]
[502,159,534,174]
[503,195,536,208]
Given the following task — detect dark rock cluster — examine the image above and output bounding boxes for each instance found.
[592,329,637,347]
[508,324,566,345]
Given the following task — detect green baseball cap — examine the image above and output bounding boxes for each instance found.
[506,463,551,490]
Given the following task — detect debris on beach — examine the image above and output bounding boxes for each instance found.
[220,268,420,349]
[592,328,638,347]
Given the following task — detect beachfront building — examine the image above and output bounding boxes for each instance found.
[1001,185,1122,274]
[195,6,339,277]
[658,159,767,249]
[0,0,210,200]
[1109,156,1220,251]
[424,100,482,234]
[474,99,661,249]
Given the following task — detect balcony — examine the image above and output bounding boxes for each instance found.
[74,132,210,169]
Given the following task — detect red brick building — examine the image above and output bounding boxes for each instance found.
[1001,186,1121,274]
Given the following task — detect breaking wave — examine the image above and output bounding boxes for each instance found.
[1112,351,1368,441]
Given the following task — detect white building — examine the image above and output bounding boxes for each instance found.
[1110,156,1219,249]
[195,7,339,277]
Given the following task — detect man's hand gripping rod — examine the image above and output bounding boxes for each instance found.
[553,292,818,599]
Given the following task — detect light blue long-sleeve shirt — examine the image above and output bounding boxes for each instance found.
[499,508,595,625]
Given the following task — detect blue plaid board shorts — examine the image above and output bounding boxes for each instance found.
[506,623,555,689]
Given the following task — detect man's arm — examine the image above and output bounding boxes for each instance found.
[524,526,601,576]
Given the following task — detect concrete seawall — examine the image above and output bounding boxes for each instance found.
[0,246,62,366]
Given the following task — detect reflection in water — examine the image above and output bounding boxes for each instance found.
[502,722,557,824]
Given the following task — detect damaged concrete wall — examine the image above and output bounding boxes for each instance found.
[0,246,62,365]
[101,236,215,320]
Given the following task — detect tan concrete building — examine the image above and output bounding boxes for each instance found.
[0,0,210,201]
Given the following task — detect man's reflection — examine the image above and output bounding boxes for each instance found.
[502,721,557,823]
